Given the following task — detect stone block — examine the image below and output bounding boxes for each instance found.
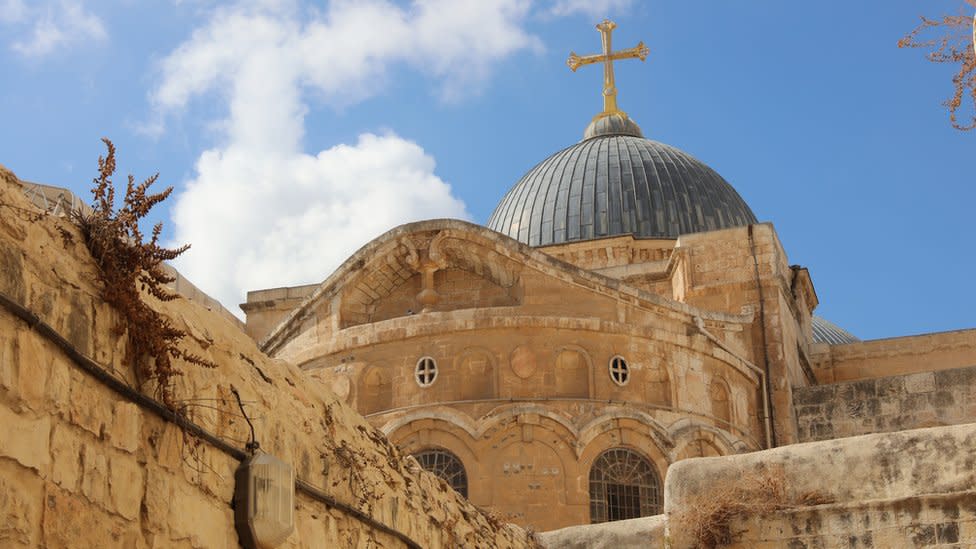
[108,401,142,453]
[45,355,72,416]
[905,372,936,394]
[0,239,26,304]
[0,461,43,548]
[80,444,109,510]
[0,402,51,472]
[143,466,174,534]
[49,423,84,491]
[67,369,112,437]
[42,485,144,549]
[167,482,234,549]
[109,453,144,520]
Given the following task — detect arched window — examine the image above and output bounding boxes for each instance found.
[709,379,731,426]
[589,448,662,523]
[412,449,468,498]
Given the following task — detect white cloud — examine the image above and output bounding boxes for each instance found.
[548,0,632,18]
[8,0,107,57]
[157,1,541,312]
[169,133,469,310]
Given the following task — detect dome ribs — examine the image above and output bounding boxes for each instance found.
[486,135,757,245]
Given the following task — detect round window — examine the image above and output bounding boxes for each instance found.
[415,356,438,387]
[609,355,629,386]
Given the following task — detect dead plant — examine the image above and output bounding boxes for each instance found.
[899,1,976,130]
[74,138,214,409]
[670,466,833,549]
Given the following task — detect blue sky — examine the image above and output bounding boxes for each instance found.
[1,0,972,340]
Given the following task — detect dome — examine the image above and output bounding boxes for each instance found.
[487,113,757,247]
[811,316,860,345]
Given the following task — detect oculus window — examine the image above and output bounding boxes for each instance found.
[414,356,438,387]
[609,355,630,386]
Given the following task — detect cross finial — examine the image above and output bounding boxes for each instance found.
[567,19,649,118]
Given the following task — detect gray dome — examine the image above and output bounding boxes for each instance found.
[812,316,860,345]
[487,117,757,247]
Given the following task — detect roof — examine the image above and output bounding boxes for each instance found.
[486,115,757,246]
[811,316,860,345]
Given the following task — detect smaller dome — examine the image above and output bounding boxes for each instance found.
[584,112,643,139]
[812,316,860,345]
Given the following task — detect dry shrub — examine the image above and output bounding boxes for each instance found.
[899,1,976,130]
[75,138,214,409]
[670,466,833,549]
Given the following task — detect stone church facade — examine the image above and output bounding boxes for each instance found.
[235,20,976,535]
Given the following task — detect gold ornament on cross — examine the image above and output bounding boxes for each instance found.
[567,19,649,118]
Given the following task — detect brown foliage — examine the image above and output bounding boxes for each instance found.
[76,138,214,409]
[899,1,976,130]
[670,467,833,549]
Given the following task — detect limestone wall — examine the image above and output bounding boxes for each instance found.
[0,167,537,548]
[810,329,976,384]
[534,423,976,548]
[663,423,976,549]
[794,365,976,442]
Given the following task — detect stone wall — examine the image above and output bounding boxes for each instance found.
[724,492,975,548]
[0,166,538,548]
[534,423,976,548]
[663,423,976,549]
[810,329,976,384]
[794,365,976,442]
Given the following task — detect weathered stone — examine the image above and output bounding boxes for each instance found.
[905,372,936,394]
[0,461,43,548]
[79,444,109,512]
[109,453,144,520]
[49,423,84,491]
[108,401,142,453]
[167,481,233,549]
[0,402,51,471]
[42,485,143,549]
[0,239,26,304]
[67,368,112,437]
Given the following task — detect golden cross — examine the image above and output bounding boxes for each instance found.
[567,19,649,116]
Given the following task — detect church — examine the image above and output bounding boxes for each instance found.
[236,20,976,534]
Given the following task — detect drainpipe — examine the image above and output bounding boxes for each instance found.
[693,316,773,449]
[747,224,778,448]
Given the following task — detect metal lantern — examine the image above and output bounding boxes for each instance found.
[234,452,295,549]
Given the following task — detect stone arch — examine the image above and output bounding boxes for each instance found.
[709,376,732,427]
[553,345,592,398]
[379,407,480,440]
[578,420,671,496]
[577,409,674,460]
[475,404,580,444]
[674,437,724,460]
[667,419,751,459]
[358,366,392,415]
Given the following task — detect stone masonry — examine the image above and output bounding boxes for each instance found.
[794,365,976,442]
[0,165,539,548]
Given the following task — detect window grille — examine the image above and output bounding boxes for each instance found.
[415,356,437,387]
[412,449,468,497]
[609,355,630,386]
[589,447,661,523]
